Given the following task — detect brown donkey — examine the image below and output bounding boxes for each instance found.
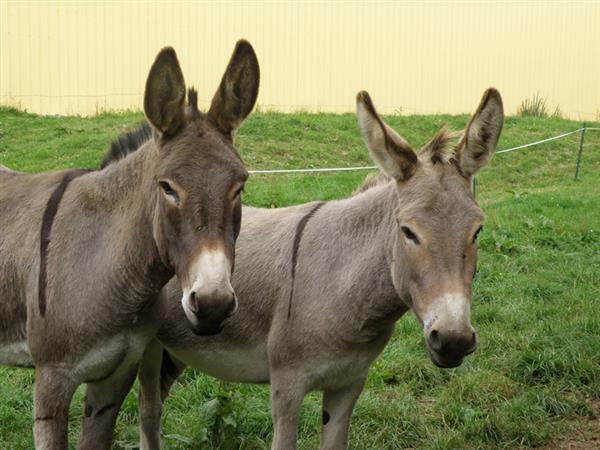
[130,88,504,450]
[0,40,259,449]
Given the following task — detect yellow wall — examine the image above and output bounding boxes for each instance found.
[1,1,599,119]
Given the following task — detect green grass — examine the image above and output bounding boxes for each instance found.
[0,107,599,449]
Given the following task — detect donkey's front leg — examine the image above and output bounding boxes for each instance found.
[77,361,138,450]
[270,372,307,450]
[138,340,185,450]
[320,378,366,450]
[33,366,78,450]
[138,339,165,450]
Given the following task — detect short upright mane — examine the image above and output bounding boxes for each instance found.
[352,172,391,196]
[100,88,200,168]
[100,122,152,169]
[421,128,459,165]
[353,128,460,195]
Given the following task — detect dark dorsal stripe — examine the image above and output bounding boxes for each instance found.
[38,169,91,316]
[287,201,326,320]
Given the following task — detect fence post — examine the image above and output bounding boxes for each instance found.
[574,123,586,180]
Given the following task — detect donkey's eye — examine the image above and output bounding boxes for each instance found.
[401,226,420,244]
[233,186,244,199]
[159,181,180,206]
[472,226,483,243]
[159,180,176,196]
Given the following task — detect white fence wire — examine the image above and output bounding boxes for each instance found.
[248,127,598,175]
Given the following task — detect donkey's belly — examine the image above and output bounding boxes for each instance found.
[167,343,270,384]
[0,340,33,367]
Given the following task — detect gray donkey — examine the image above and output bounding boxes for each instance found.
[0,40,259,449]
[129,88,504,449]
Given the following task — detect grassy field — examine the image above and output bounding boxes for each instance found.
[0,107,599,449]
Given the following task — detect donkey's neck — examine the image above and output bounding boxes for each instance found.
[307,181,409,343]
[82,142,172,307]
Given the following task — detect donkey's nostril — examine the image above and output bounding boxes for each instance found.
[189,291,199,313]
[225,297,236,317]
[428,329,442,351]
[468,331,478,353]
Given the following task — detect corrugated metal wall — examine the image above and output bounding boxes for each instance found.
[1,1,599,119]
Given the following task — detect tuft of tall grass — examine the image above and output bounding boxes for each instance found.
[551,104,563,119]
[517,93,549,118]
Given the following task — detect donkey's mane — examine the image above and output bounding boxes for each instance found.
[100,122,152,169]
[353,129,459,195]
[100,88,200,168]
[421,128,459,165]
[352,172,391,196]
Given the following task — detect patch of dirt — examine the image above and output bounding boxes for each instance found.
[541,400,600,450]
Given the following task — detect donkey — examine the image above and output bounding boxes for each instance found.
[0,40,259,449]
[129,88,504,449]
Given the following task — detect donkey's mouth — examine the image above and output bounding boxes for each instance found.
[428,349,468,369]
[188,321,225,337]
[431,354,464,369]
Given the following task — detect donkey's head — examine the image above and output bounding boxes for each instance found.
[357,89,503,368]
[144,41,259,335]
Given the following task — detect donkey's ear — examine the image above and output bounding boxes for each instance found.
[208,39,260,135]
[356,91,419,181]
[144,47,186,137]
[455,88,504,178]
